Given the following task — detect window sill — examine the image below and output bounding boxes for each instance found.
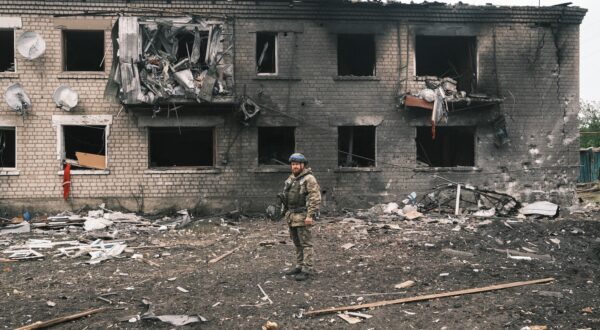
[58,169,110,176]
[58,72,107,80]
[144,168,222,174]
[250,166,290,173]
[413,166,481,173]
[333,76,380,81]
[0,169,19,176]
[334,167,381,173]
[253,76,301,81]
[0,72,19,79]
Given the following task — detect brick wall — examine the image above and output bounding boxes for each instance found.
[0,1,586,213]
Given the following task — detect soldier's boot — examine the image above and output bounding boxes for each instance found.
[285,267,302,275]
[295,272,309,281]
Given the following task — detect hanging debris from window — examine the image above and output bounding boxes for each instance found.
[106,16,234,105]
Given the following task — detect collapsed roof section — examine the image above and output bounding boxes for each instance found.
[107,16,234,106]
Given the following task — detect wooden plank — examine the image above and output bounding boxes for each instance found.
[305,277,554,316]
[15,307,108,330]
[75,152,106,170]
[404,95,433,110]
[208,247,240,264]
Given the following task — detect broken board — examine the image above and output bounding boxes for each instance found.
[75,152,106,170]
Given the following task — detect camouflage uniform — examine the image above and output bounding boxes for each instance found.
[283,167,321,274]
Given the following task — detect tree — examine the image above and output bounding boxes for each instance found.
[579,100,600,148]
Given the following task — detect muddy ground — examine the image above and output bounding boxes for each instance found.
[1,210,600,329]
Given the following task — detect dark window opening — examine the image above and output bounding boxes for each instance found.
[416,36,477,93]
[338,126,376,167]
[63,125,106,170]
[63,30,105,71]
[0,30,15,72]
[258,127,295,165]
[256,32,277,74]
[176,30,208,67]
[337,34,375,76]
[149,127,214,167]
[416,126,475,167]
[0,127,16,168]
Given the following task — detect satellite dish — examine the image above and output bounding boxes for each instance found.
[4,83,31,115]
[17,31,46,60]
[53,86,79,111]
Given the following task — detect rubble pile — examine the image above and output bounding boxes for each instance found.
[0,205,193,263]
[108,16,234,105]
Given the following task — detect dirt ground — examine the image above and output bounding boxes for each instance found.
[1,209,600,329]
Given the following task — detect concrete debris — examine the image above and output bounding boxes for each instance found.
[262,321,279,330]
[420,183,519,217]
[519,201,559,217]
[473,208,496,217]
[394,280,415,289]
[141,299,206,326]
[84,218,114,231]
[108,16,233,105]
[338,313,363,324]
[0,222,30,235]
[383,202,400,214]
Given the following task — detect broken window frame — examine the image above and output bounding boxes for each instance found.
[414,35,478,93]
[415,126,477,168]
[256,32,278,75]
[0,126,16,170]
[62,29,106,72]
[147,127,216,168]
[52,115,112,174]
[337,126,377,168]
[257,126,295,166]
[0,28,16,73]
[337,33,376,77]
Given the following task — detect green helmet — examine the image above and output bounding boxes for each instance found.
[289,153,307,163]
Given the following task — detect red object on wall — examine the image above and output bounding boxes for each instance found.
[63,164,71,200]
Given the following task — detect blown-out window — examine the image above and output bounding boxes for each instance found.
[149,127,214,167]
[338,126,376,167]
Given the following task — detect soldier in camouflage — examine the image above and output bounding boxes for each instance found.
[281,153,321,281]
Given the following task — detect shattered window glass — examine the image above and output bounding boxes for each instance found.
[149,127,214,167]
[110,17,233,105]
[0,29,15,72]
[63,30,105,71]
[0,127,16,168]
[258,127,295,165]
[256,32,277,74]
[338,126,376,167]
[415,36,477,93]
[337,34,376,76]
[416,126,475,167]
[63,125,106,170]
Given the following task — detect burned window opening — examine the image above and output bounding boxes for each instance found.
[416,36,476,93]
[63,30,105,71]
[0,127,16,168]
[256,32,277,74]
[338,126,376,167]
[0,30,15,72]
[258,127,294,165]
[63,125,106,170]
[149,127,214,167]
[416,126,475,167]
[338,34,375,76]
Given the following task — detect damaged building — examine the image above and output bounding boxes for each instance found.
[0,1,586,213]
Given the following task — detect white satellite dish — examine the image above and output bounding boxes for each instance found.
[4,83,31,115]
[16,31,46,60]
[53,86,79,111]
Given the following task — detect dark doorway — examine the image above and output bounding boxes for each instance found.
[415,36,477,92]
[416,126,475,167]
[258,127,295,165]
[149,127,214,167]
[338,126,376,167]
